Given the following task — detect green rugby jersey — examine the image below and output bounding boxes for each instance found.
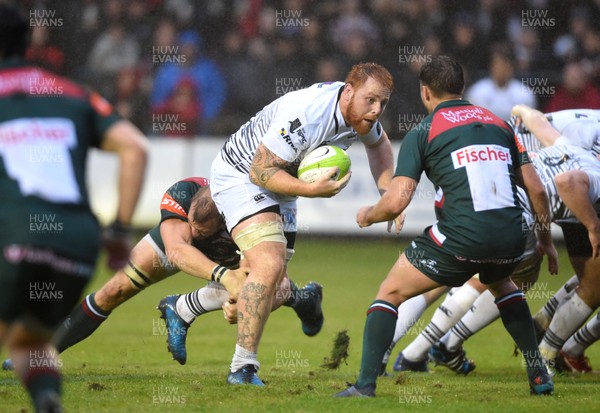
[396,100,530,259]
[0,59,120,262]
[148,177,241,269]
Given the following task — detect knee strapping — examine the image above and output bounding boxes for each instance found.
[234,221,287,251]
[123,260,153,290]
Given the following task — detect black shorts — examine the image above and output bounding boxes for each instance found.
[405,233,522,287]
[558,222,592,258]
[0,245,95,330]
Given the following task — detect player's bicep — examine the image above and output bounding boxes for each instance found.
[160,218,192,253]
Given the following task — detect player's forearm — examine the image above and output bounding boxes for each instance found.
[249,167,313,197]
[165,243,216,281]
[556,171,600,233]
[362,183,412,225]
[512,104,560,147]
[103,120,148,225]
[365,132,395,195]
[115,146,147,224]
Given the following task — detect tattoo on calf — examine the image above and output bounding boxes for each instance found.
[237,282,270,348]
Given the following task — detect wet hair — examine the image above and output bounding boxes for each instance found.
[345,62,394,92]
[0,1,30,59]
[419,55,464,97]
[190,186,221,225]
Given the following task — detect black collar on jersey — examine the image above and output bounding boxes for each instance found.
[333,85,345,134]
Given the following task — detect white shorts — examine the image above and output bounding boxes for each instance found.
[210,156,298,233]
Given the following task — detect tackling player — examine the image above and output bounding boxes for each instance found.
[4,178,324,369]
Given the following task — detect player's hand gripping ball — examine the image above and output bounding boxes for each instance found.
[297,145,351,183]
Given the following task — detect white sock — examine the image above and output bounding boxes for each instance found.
[176,282,229,324]
[444,290,499,352]
[534,275,579,330]
[402,284,480,361]
[382,294,428,364]
[540,292,593,360]
[562,311,600,357]
[230,344,259,372]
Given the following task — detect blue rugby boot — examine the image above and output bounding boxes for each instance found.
[157,295,190,365]
[393,352,429,372]
[429,342,476,375]
[529,368,554,395]
[334,383,376,398]
[294,281,324,337]
[1,358,14,371]
[227,364,265,386]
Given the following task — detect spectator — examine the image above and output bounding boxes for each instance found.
[114,68,148,132]
[446,12,488,77]
[151,30,226,135]
[545,61,600,112]
[466,45,536,120]
[152,77,201,138]
[86,22,140,97]
[25,25,65,74]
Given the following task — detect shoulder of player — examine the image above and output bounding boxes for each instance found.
[0,64,87,99]
[285,82,344,121]
[166,177,207,197]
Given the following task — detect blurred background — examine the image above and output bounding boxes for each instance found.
[21,0,600,232]
[23,0,600,138]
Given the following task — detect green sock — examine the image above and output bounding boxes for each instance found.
[356,300,398,388]
[495,290,543,378]
[24,363,61,411]
[52,293,111,353]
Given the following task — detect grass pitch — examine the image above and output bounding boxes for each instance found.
[1,236,599,412]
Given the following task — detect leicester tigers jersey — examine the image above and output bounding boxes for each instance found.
[148,177,240,269]
[218,81,383,175]
[396,99,530,259]
[0,59,120,262]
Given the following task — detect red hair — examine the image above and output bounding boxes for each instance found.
[345,62,394,91]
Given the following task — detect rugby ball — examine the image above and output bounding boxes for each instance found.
[297,145,351,183]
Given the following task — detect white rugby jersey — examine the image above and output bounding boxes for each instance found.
[511,109,600,155]
[218,81,383,174]
[529,144,600,222]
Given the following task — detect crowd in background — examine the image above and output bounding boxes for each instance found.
[22,0,600,138]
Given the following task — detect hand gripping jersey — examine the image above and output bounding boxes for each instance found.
[396,100,530,259]
[148,177,240,269]
[218,81,383,176]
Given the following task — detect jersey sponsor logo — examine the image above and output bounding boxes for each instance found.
[279,128,298,153]
[451,144,512,168]
[440,107,493,124]
[288,118,308,145]
[0,118,75,145]
[430,105,508,142]
[289,118,302,133]
[160,193,187,217]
